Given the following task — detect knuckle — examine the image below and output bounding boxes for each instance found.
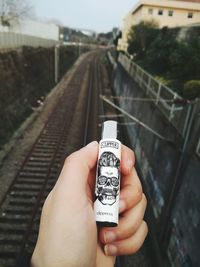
[146,225,149,235]
[143,220,148,235]
[142,193,147,207]
[129,149,135,163]
[135,183,143,202]
[131,223,138,235]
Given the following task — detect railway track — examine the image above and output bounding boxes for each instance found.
[0,51,104,267]
[0,49,155,267]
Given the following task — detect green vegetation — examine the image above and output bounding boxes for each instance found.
[183,80,200,100]
[127,22,200,99]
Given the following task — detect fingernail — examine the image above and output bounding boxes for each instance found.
[104,231,116,243]
[119,199,126,213]
[86,141,98,148]
[104,244,118,256]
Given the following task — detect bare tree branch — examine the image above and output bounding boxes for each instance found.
[0,0,34,25]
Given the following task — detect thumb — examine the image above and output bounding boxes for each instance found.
[56,141,99,191]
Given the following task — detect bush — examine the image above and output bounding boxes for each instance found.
[155,76,171,86]
[183,80,200,99]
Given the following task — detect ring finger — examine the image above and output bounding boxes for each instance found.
[100,194,147,244]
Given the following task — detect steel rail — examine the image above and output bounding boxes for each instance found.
[0,54,97,267]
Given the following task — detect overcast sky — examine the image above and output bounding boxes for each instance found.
[33,0,137,32]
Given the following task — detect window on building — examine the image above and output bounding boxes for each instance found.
[168,10,173,17]
[158,9,163,15]
[148,8,153,15]
[188,12,193,18]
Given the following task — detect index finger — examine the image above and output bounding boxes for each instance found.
[121,144,135,176]
[120,145,143,212]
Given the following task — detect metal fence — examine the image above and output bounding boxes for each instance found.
[0,31,58,49]
[118,53,192,138]
[109,50,200,267]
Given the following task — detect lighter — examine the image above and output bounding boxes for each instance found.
[94,120,121,227]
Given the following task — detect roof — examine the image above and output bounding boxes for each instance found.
[175,0,200,2]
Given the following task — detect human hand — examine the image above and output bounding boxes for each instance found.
[31,141,148,267]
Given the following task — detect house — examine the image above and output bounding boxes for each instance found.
[118,0,200,51]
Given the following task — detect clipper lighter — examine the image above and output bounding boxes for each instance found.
[94,120,121,227]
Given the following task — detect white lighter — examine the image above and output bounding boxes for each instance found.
[94,120,121,227]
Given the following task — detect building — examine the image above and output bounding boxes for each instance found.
[118,0,200,51]
[0,19,59,41]
[11,20,59,41]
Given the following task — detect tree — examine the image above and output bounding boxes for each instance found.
[0,0,33,26]
[127,20,159,60]
[170,29,200,81]
[145,27,179,74]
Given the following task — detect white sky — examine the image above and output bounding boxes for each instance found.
[33,0,137,32]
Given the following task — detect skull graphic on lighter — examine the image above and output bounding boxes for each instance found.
[97,166,119,205]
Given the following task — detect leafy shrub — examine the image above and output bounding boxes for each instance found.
[155,76,171,86]
[183,80,200,99]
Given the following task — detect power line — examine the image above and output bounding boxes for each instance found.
[100,95,168,141]
[108,96,190,104]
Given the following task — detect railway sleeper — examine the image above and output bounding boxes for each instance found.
[0,222,27,231]
[9,198,36,207]
[13,183,44,190]
[16,179,45,185]
[19,167,50,174]
[27,158,52,164]
[33,147,58,152]
[9,191,38,198]
[0,214,30,223]
[0,234,23,245]
[0,244,20,256]
[4,206,34,214]
[30,153,53,158]
[19,171,47,178]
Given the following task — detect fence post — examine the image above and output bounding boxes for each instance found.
[156,83,162,105]
[182,104,192,138]
[169,93,177,121]
[55,44,59,83]
[146,75,151,95]
[139,69,143,87]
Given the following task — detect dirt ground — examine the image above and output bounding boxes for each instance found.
[0,54,87,204]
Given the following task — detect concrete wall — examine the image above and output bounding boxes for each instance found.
[0,32,58,49]
[10,20,59,40]
[111,56,200,266]
[113,63,179,220]
[118,53,191,138]
[0,20,59,49]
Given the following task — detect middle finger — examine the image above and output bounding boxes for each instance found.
[100,194,147,244]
